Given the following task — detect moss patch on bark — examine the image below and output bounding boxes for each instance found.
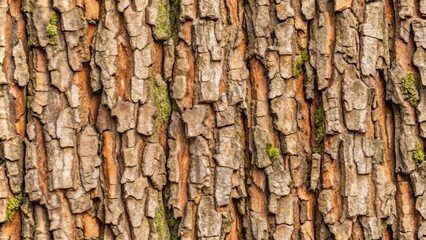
[414,142,425,170]
[266,143,279,162]
[294,49,309,77]
[46,12,58,46]
[153,0,171,40]
[313,106,324,154]
[155,192,169,240]
[6,193,24,221]
[401,72,419,106]
[154,76,172,125]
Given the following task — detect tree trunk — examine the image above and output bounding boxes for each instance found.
[1,0,426,239]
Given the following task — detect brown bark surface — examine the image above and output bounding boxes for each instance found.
[1,0,426,239]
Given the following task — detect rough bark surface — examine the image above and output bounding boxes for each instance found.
[1,0,426,239]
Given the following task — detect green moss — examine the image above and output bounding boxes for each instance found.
[167,217,179,240]
[6,193,24,221]
[294,49,309,78]
[312,106,324,154]
[266,143,279,162]
[154,77,172,125]
[153,0,171,40]
[301,49,309,62]
[288,180,294,188]
[162,186,180,240]
[222,214,233,233]
[294,58,303,78]
[155,192,169,240]
[414,142,425,170]
[46,12,58,46]
[401,72,420,106]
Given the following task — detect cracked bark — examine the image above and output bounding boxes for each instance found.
[1,0,426,239]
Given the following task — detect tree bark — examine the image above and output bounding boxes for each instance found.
[1,0,426,239]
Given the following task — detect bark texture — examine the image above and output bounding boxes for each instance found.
[1,0,426,239]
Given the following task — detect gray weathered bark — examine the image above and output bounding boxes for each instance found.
[1,0,426,239]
